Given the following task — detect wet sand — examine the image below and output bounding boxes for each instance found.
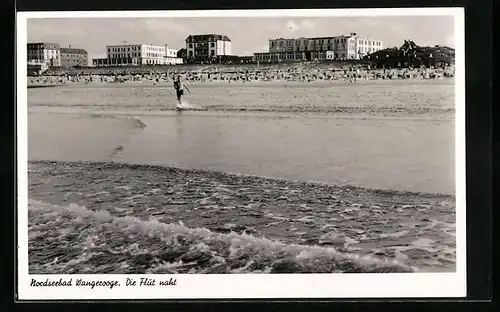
[28,161,455,274]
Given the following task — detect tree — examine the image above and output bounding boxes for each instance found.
[364,40,454,68]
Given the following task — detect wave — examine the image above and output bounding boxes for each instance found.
[88,113,147,129]
[29,160,455,199]
[31,103,455,116]
[28,199,415,274]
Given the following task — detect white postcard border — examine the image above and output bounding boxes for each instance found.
[17,8,466,300]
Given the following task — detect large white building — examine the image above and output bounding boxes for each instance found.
[267,33,383,60]
[93,43,183,67]
[354,37,384,59]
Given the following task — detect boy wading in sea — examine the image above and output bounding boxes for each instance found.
[174,76,191,109]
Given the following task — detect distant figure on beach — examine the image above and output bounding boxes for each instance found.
[174,75,191,108]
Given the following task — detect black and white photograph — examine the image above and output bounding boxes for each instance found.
[17,8,466,299]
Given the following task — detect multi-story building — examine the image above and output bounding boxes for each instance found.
[332,34,383,59]
[268,33,383,60]
[269,37,335,53]
[268,38,296,53]
[27,42,61,67]
[106,44,164,65]
[93,43,183,67]
[332,35,355,59]
[185,34,232,62]
[306,37,336,52]
[354,37,383,59]
[59,46,88,68]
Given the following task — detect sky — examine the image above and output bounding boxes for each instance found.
[27,15,455,63]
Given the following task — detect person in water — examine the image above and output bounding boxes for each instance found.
[173,75,191,108]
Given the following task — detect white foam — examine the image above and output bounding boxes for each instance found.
[28,199,414,274]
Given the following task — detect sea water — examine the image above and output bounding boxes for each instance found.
[27,81,455,194]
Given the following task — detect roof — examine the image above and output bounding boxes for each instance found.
[269,38,295,41]
[309,36,337,40]
[60,47,88,54]
[186,34,231,42]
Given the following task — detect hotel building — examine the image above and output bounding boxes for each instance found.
[265,33,383,61]
[92,43,183,67]
[185,34,232,62]
[59,46,88,68]
[27,42,61,67]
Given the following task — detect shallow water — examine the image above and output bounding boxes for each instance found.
[27,81,456,194]
[28,111,454,194]
[28,80,455,115]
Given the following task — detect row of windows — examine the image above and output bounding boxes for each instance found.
[28,50,58,55]
[358,40,382,46]
[271,39,347,47]
[28,56,59,60]
[187,49,224,57]
[61,54,86,58]
[27,45,59,50]
[107,54,180,60]
[255,53,305,59]
[271,38,382,47]
[109,53,140,58]
[108,52,164,58]
[359,48,376,54]
[188,42,217,48]
[108,46,139,53]
[273,44,382,53]
[107,46,165,53]
[272,44,350,51]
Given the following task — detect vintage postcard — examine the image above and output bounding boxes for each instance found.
[17,8,466,300]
